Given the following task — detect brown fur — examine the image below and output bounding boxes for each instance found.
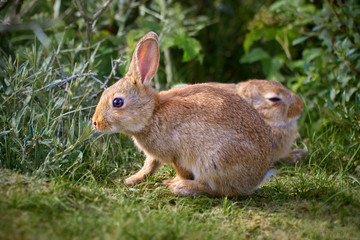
[207,80,307,163]
[93,32,273,196]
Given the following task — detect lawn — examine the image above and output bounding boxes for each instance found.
[1,149,360,240]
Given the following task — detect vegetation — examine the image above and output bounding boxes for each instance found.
[0,0,359,239]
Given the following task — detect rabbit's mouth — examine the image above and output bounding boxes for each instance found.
[92,116,112,133]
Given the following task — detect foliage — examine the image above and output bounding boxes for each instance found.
[241,0,360,167]
[242,0,360,93]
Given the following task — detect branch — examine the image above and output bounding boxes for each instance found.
[75,0,113,59]
[33,73,93,93]
[93,0,112,20]
[75,0,90,22]
[102,57,123,88]
[329,0,355,45]
[90,75,105,86]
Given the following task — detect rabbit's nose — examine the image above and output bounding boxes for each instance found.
[92,118,98,128]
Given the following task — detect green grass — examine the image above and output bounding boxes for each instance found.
[1,161,360,240]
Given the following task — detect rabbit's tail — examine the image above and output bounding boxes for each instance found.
[258,168,277,186]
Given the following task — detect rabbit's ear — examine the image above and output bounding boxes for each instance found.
[128,32,159,86]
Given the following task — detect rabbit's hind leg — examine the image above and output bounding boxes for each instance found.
[163,161,194,186]
[169,180,216,196]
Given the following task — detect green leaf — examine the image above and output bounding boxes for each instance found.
[174,36,202,62]
[292,36,310,46]
[302,48,322,62]
[243,31,259,54]
[240,48,270,63]
[261,57,284,81]
[69,150,83,163]
[269,0,288,11]
[330,87,339,101]
[161,35,176,50]
[0,130,11,137]
[69,119,75,142]
[126,30,143,48]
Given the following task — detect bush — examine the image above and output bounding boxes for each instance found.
[241,0,360,169]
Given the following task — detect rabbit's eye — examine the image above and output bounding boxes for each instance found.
[268,97,281,102]
[112,98,124,108]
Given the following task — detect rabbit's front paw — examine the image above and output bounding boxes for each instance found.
[292,149,308,159]
[125,174,146,186]
[285,149,308,163]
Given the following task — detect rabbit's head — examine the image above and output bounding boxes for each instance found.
[92,32,160,135]
[236,80,304,125]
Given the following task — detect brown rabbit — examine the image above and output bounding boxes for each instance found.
[207,80,307,163]
[92,32,273,197]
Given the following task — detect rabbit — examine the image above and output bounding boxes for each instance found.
[92,32,273,197]
[206,80,307,164]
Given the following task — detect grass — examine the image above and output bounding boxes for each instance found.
[1,162,360,240]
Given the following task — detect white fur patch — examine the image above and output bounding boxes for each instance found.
[207,180,216,191]
[126,123,145,133]
[272,118,298,128]
[259,169,277,186]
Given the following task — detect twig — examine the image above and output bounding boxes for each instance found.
[56,28,67,56]
[46,27,67,79]
[60,40,106,53]
[164,49,173,89]
[33,73,92,93]
[90,75,105,86]
[75,0,90,22]
[102,57,124,88]
[336,0,360,36]
[275,31,292,61]
[16,93,27,105]
[329,0,355,45]
[157,0,169,90]
[93,0,113,20]
[55,50,66,80]
[75,0,112,58]
[117,1,140,37]
[82,39,106,73]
